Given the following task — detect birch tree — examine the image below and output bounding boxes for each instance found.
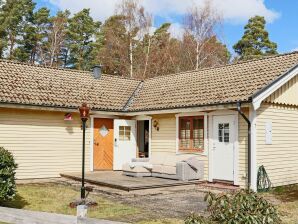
[184,0,222,70]
[116,0,152,78]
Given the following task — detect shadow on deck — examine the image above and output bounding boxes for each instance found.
[61,171,203,191]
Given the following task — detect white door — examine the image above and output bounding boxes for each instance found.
[212,115,235,181]
[114,119,137,170]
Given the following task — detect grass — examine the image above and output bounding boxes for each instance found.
[269,185,298,224]
[0,184,139,221]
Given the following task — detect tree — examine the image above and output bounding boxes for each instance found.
[116,0,152,77]
[233,15,277,60]
[46,10,70,67]
[92,15,127,76]
[67,9,100,70]
[0,0,35,59]
[15,7,50,63]
[184,0,223,70]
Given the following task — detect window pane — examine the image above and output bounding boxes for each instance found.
[180,119,191,149]
[119,126,131,141]
[218,123,230,143]
[193,118,204,149]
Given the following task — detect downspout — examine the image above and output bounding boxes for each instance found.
[236,101,251,190]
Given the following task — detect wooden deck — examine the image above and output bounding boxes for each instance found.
[61,171,203,191]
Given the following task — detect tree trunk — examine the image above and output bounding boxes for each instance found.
[129,38,133,78]
[196,41,199,70]
[143,37,151,79]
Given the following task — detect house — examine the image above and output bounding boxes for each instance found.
[0,52,298,191]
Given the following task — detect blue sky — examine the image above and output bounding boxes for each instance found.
[34,0,298,54]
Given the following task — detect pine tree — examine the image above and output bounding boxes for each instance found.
[67,9,100,70]
[233,16,277,60]
[15,7,50,63]
[0,0,35,59]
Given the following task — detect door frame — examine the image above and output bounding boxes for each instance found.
[134,115,152,158]
[90,115,118,172]
[208,110,239,185]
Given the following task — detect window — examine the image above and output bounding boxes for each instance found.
[218,123,229,143]
[119,126,131,141]
[179,116,204,151]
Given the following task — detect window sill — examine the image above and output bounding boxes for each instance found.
[176,150,207,156]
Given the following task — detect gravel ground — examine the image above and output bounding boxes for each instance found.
[101,187,208,223]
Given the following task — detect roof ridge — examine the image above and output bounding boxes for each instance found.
[143,51,298,81]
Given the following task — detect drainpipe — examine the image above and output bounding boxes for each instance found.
[236,101,251,190]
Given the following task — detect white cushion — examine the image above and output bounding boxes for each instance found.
[149,156,165,165]
[161,165,176,175]
[122,163,151,173]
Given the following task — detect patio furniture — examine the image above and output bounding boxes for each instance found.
[122,158,152,177]
[122,156,204,181]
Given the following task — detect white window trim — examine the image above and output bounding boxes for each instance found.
[175,112,208,156]
[208,110,239,185]
[134,116,152,159]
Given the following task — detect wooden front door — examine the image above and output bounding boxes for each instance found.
[93,118,114,170]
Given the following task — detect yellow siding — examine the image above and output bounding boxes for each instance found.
[256,103,298,186]
[238,110,249,188]
[0,108,90,179]
[265,75,298,106]
[151,114,208,180]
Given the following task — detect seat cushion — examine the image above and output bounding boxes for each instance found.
[149,156,165,165]
[161,165,176,175]
[152,165,163,173]
[122,163,151,173]
[163,155,178,167]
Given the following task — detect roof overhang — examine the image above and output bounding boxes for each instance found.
[252,64,298,110]
[0,101,252,116]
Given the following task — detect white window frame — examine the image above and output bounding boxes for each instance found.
[175,112,208,155]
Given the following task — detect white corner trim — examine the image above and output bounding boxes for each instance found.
[90,117,94,171]
[249,106,257,191]
[175,112,208,155]
[252,66,298,110]
[233,113,239,186]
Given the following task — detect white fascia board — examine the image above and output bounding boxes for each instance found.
[252,65,298,110]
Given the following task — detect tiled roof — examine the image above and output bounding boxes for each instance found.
[1,51,298,112]
[128,52,298,111]
[0,60,140,111]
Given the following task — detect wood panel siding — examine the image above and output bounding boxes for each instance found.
[0,108,90,179]
[256,103,298,186]
[93,118,113,170]
[265,75,298,106]
[151,114,208,180]
[238,110,249,188]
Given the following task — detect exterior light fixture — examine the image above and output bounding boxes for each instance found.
[79,103,90,200]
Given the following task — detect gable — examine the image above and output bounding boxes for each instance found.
[265,74,298,106]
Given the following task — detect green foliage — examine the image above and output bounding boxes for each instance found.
[233,16,277,60]
[67,8,101,70]
[0,147,17,201]
[184,213,212,224]
[0,0,35,59]
[204,190,281,224]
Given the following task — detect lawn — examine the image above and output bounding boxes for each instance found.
[0,183,297,224]
[0,184,183,224]
[0,184,140,222]
[267,184,298,224]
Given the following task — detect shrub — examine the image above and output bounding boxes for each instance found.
[185,213,213,224]
[204,190,281,224]
[0,147,17,200]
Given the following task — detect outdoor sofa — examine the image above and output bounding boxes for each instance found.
[122,156,204,181]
